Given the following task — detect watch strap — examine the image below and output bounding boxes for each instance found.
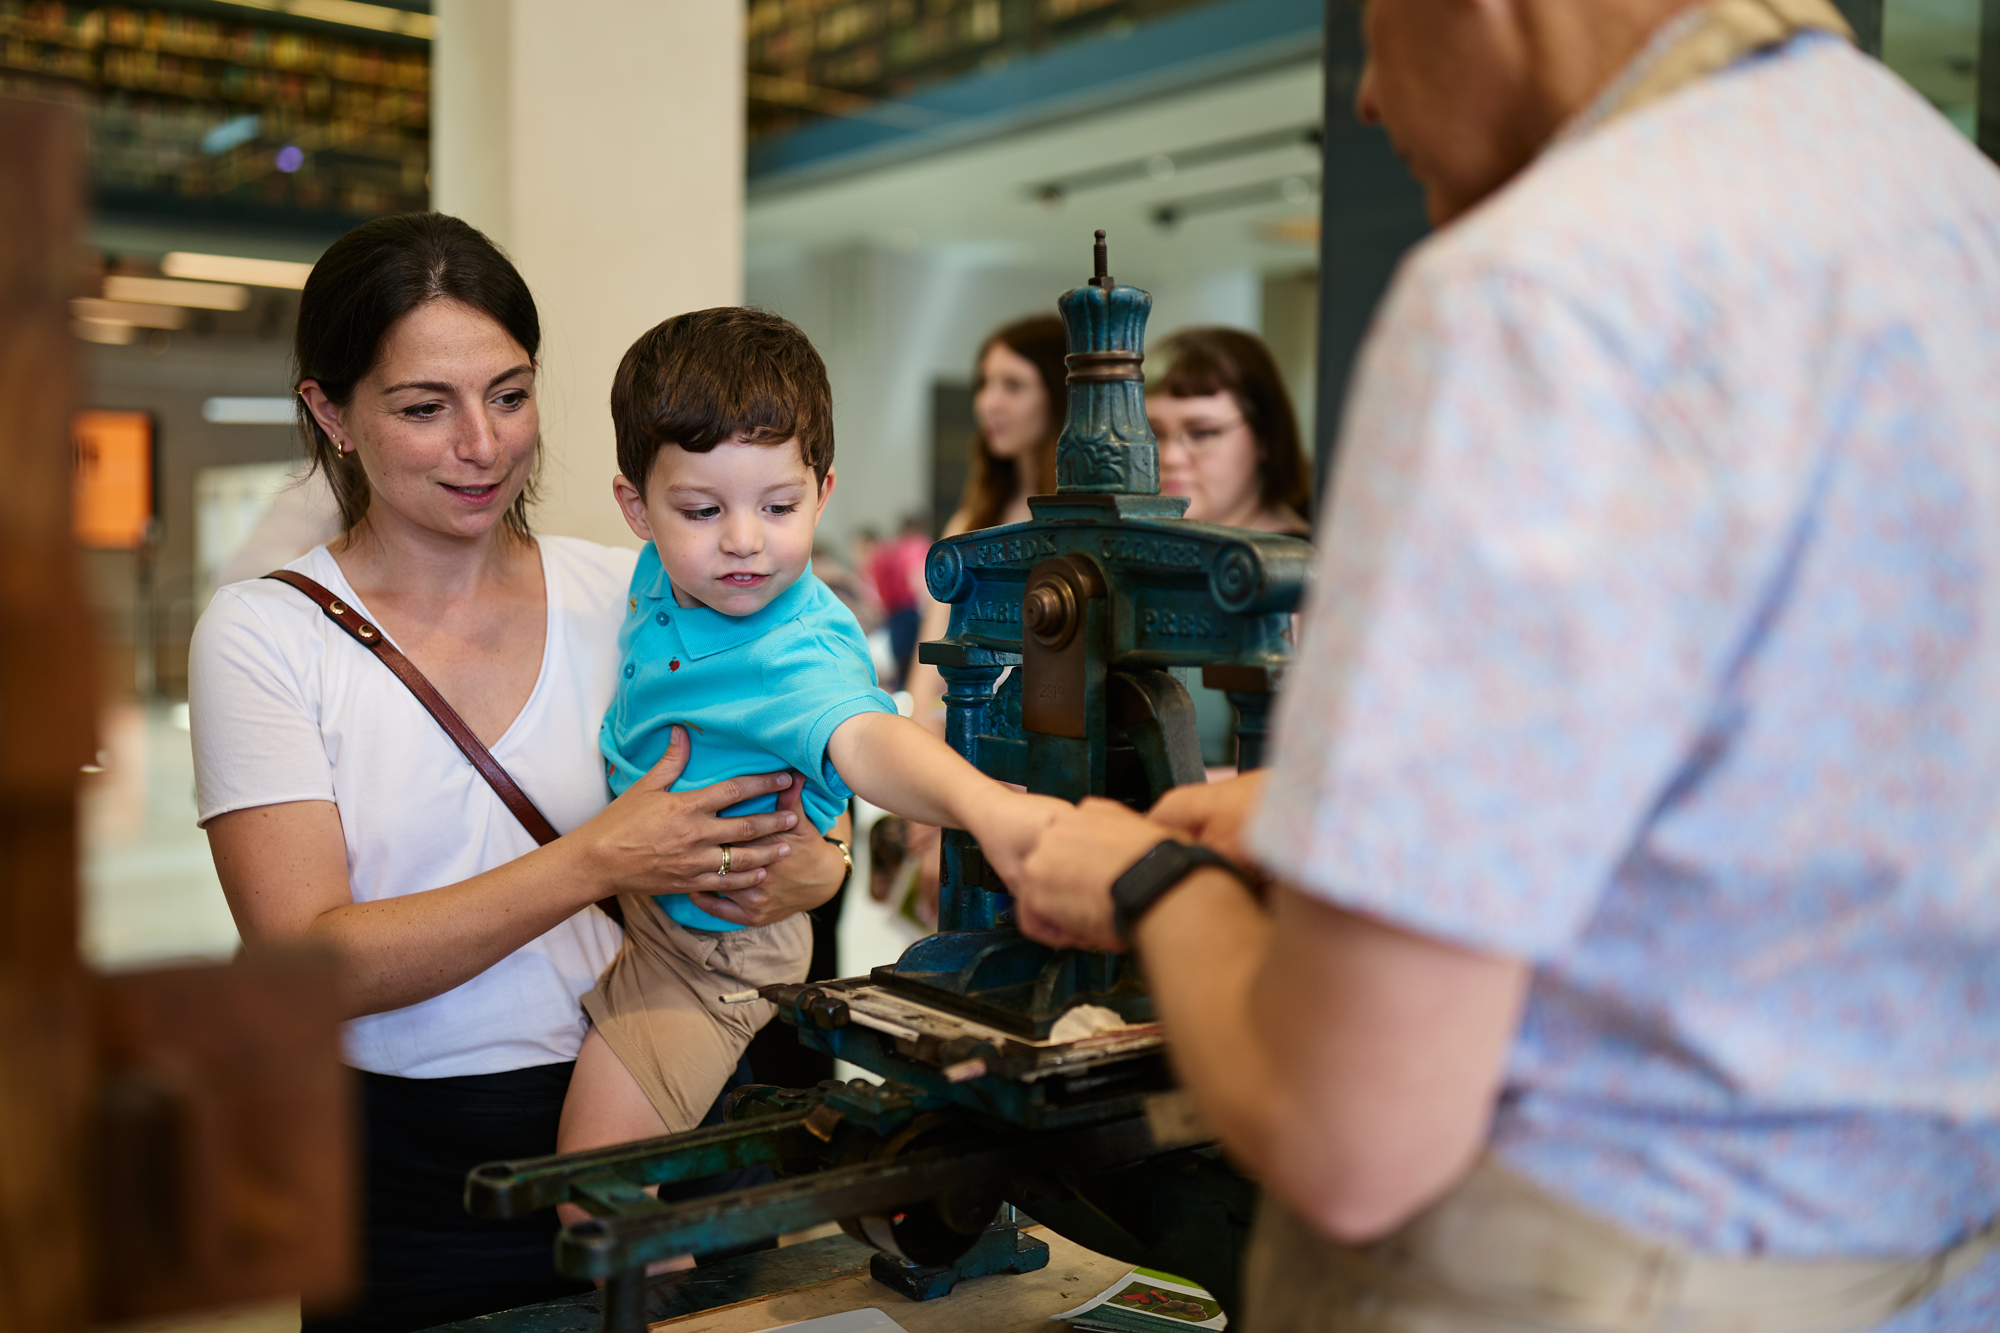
[823,835,853,893]
[1110,840,1240,947]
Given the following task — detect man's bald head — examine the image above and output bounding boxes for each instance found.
[1356,0,1704,226]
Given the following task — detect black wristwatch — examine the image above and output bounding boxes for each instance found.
[1110,840,1241,947]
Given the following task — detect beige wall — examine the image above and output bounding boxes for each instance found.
[433,0,744,546]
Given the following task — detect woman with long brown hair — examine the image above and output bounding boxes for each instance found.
[906,314,1066,719]
[881,315,1065,915]
[952,313,1067,531]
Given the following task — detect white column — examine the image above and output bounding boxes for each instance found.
[433,0,744,545]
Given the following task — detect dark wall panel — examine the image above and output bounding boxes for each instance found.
[1311,0,1427,503]
[1984,0,2000,161]
[1832,0,1884,54]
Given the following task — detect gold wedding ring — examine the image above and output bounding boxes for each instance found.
[718,845,733,876]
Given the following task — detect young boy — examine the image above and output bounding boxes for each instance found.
[561,307,1065,1162]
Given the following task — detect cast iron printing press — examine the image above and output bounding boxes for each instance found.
[465,233,1313,1333]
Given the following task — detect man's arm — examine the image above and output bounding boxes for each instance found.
[1014,798,1530,1242]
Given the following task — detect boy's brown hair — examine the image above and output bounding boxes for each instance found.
[612,307,834,490]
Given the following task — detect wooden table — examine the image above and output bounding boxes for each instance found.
[428,1228,1132,1333]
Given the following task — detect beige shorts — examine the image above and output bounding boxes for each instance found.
[580,892,811,1134]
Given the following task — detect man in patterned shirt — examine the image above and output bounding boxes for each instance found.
[1009,0,2000,1328]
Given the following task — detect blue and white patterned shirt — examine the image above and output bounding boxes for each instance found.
[1249,31,2000,1327]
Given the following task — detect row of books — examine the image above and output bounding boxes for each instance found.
[0,2,429,222]
[3,3,428,88]
[747,0,1208,140]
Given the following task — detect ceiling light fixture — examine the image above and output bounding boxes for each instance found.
[73,320,139,346]
[1028,125,1321,205]
[203,397,301,425]
[103,276,251,311]
[1150,173,1322,229]
[163,253,315,290]
[72,298,189,330]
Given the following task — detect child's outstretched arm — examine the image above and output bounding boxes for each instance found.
[828,711,1014,829]
[826,712,1066,883]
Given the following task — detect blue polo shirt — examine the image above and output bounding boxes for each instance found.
[600,544,896,932]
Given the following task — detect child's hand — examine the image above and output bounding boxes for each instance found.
[969,791,1073,891]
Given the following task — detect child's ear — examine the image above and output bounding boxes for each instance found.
[612,474,655,543]
[815,467,837,520]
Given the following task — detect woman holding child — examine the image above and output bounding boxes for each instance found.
[189,214,853,1332]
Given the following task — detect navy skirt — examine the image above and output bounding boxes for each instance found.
[306,1057,767,1333]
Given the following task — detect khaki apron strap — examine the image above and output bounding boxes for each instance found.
[1245,1160,2000,1333]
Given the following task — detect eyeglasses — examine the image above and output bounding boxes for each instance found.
[1151,415,1248,451]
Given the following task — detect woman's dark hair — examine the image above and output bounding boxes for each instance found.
[959,314,1066,532]
[1150,327,1313,521]
[293,212,542,537]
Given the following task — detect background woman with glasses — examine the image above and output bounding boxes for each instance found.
[1147,326,1313,537]
[1147,327,1314,767]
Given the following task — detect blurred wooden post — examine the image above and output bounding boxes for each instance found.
[0,95,96,1333]
[0,96,355,1329]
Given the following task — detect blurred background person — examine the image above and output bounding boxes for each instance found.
[1148,326,1314,768]
[812,539,886,640]
[867,514,932,690]
[886,314,1065,916]
[850,527,881,583]
[907,313,1065,724]
[1148,327,1312,536]
[947,314,1067,536]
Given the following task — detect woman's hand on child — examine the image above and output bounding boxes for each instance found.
[582,725,800,899]
[688,775,850,927]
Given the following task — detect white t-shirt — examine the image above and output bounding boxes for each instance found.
[189,535,637,1078]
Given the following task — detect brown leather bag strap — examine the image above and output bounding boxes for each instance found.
[263,570,625,928]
